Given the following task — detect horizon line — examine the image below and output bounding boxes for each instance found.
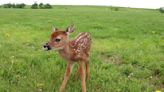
[0,4,160,9]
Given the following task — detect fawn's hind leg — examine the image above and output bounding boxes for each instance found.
[79,62,86,92]
[85,61,90,80]
[73,65,80,81]
[74,61,90,81]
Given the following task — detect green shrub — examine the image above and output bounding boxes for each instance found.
[159,7,164,13]
[114,7,119,11]
[111,6,119,11]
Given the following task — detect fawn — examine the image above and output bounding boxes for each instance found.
[43,25,91,92]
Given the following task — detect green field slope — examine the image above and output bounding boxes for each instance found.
[0,6,164,92]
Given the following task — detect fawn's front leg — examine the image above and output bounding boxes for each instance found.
[79,62,86,92]
[60,63,72,92]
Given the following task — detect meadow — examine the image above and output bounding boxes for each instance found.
[0,6,164,92]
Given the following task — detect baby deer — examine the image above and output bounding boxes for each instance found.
[43,25,91,92]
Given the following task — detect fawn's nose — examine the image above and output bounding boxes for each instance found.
[43,43,51,51]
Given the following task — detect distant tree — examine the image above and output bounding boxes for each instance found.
[15,3,26,8]
[31,2,38,9]
[39,3,44,9]
[159,7,164,13]
[44,3,52,9]
[12,4,16,8]
[20,3,26,8]
[114,7,119,11]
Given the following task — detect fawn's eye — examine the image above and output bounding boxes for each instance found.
[55,38,61,42]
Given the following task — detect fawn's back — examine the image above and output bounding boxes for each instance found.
[70,32,91,61]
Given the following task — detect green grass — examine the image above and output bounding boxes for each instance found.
[0,6,164,92]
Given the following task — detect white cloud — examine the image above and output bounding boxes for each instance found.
[0,0,164,9]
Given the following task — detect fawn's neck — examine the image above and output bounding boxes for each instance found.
[58,40,72,60]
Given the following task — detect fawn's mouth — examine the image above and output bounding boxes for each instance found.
[43,43,65,51]
[43,43,51,51]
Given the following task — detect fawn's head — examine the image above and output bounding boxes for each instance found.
[43,25,75,51]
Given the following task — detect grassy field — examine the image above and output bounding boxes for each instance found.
[0,6,164,92]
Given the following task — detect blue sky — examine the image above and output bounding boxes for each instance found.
[0,0,164,9]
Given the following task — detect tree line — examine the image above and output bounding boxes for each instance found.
[1,3,52,9]
[3,3,25,8]
[31,3,52,9]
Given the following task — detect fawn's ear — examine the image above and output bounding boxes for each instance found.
[66,24,75,34]
[52,26,57,32]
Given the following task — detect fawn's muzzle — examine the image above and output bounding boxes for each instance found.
[43,43,51,51]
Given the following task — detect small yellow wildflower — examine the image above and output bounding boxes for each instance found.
[5,33,10,37]
[15,75,21,80]
[156,90,161,92]
[37,83,44,92]
[37,83,44,88]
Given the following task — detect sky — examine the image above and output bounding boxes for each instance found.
[0,0,164,9]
